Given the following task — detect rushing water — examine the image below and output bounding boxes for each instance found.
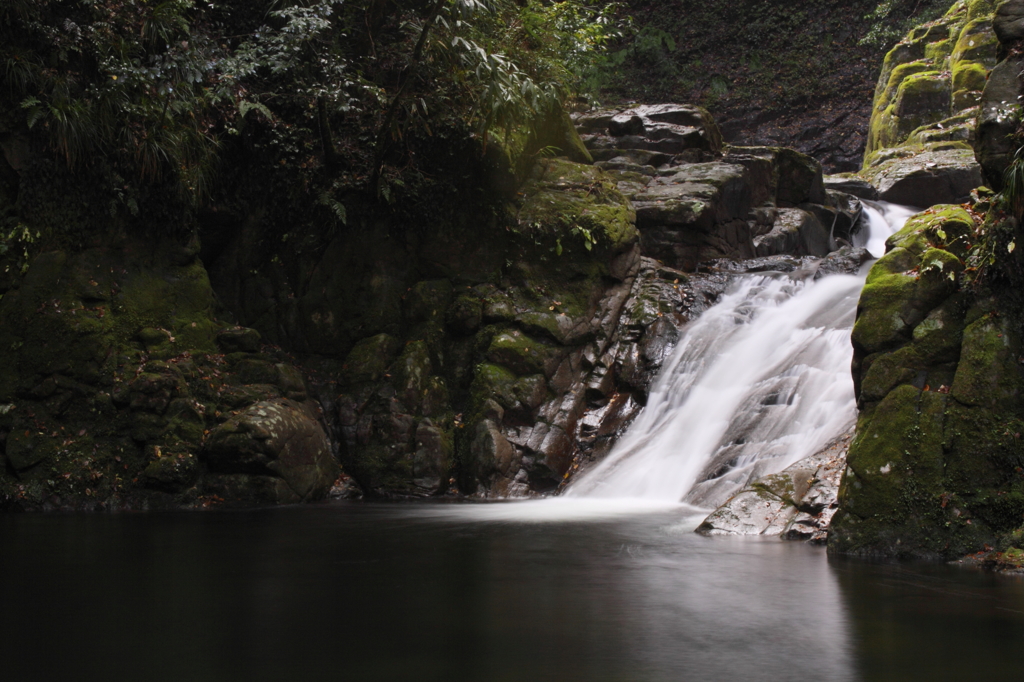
[2,503,1023,682]
[566,202,914,508]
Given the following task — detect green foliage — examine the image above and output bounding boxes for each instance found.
[859,0,950,49]
[3,0,221,204]
[378,0,626,152]
[1003,145,1024,221]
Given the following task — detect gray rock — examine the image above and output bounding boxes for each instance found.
[824,175,879,200]
[753,208,831,258]
[975,56,1024,190]
[471,418,519,480]
[993,0,1024,43]
[696,429,853,544]
[862,148,983,206]
[609,114,645,136]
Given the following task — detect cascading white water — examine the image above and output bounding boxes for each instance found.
[566,201,916,507]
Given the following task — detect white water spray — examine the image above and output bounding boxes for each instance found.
[566,202,915,508]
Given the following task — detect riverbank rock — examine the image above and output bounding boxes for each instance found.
[204,398,337,504]
[0,237,343,511]
[697,429,853,544]
[828,204,1024,559]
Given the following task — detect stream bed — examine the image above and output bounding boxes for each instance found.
[2,501,1022,681]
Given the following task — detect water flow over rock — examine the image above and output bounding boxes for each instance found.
[566,203,912,508]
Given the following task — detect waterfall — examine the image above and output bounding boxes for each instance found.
[566,202,915,507]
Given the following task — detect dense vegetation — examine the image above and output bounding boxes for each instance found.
[0,0,625,265]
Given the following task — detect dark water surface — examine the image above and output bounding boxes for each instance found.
[1,501,1022,681]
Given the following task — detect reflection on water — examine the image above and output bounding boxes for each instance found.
[0,503,1021,681]
[833,558,1024,680]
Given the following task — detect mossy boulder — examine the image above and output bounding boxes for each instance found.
[852,206,970,358]
[830,386,956,559]
[949,314,1024,408]
[524,105,593,167]
[517,157,638,262]
[831,196,1024,558]
[405,280,453,324]
[952,60,989,93]
[340,333,402,385]
[0,245,218,400]
[204,398,337,503]
[486,330,561,378]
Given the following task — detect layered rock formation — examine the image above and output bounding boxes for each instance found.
[853,0,998,206]
[575,105,861,270]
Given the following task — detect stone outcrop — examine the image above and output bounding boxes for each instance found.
[697,430,853,544]
[828,205,1024,559]
[858,0,998,206]
[574,104,860,271]
[865,1,999,160]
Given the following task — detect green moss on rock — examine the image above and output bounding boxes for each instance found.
[517,158,638,257]
[341,333,402,384]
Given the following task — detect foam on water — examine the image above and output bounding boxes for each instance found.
[413,498,707,524]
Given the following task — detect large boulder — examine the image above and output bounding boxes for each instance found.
[697,430,852,544]
[993,0,1024,43]
[204,398,338,504]
[753,208,831,258]
[861,147,984,206]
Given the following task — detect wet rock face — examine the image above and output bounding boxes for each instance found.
[697,430,853,544]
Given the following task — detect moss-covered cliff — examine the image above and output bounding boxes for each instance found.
[830,0,1024,559]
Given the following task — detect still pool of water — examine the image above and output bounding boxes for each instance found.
[2,501,1022,681]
